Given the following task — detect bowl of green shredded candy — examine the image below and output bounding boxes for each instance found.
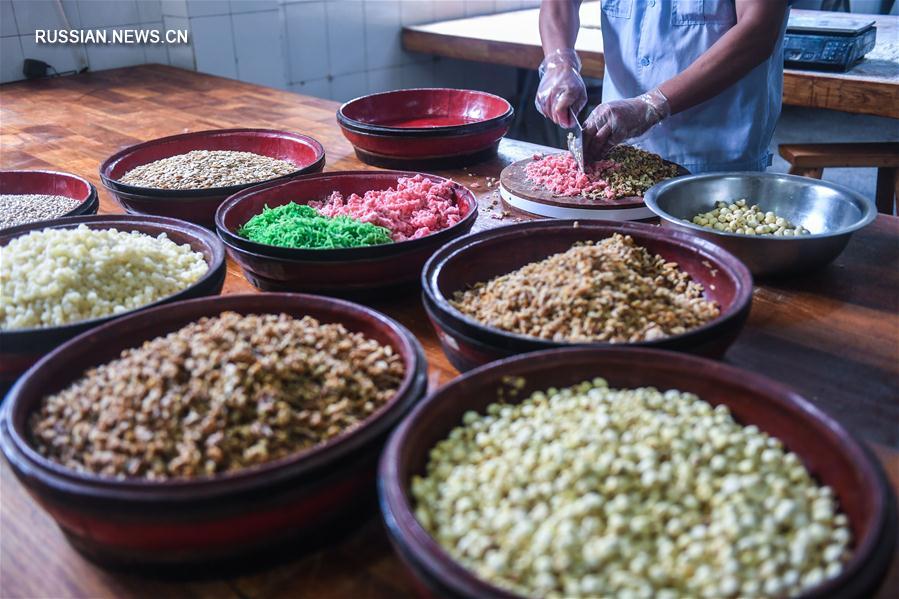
[238,203,394,250]
[215,170,478,296]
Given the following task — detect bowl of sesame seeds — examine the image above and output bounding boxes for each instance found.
[0,170,99,230]
[99,128,326,228]
[379,347,897,599]
[422,219,753,372]
[0,292,427,567]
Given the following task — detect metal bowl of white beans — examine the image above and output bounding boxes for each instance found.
[644,172,877,277]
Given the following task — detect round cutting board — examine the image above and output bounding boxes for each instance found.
[500,153,686,221]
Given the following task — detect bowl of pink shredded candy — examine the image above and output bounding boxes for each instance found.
[309,174,465,243]
[524,146,681,201]
[215,171,478,296]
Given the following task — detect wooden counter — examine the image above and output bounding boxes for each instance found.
[402,5,899,119]
[0,65,897,598]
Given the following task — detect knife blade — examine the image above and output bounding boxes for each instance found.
[567,108,585,172]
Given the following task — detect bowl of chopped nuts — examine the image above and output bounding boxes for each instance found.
[215,170,478,297]
[380,347,897,599]
[644,172,877,277]
[422,219,753,372]
[0,214,226,388]
[99,129,326,228]
[1,169,99,230]
[0,292,427,567]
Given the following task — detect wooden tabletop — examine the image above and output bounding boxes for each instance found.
[0,65,897,598]
[403,5,899,119]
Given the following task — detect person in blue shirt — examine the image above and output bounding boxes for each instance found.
[536,0,790,173]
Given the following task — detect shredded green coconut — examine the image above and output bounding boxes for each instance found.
[238,202,393,249]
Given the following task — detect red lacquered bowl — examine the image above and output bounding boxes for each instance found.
[1,170,99,229]
[380,348,897,599]
[337,89,513,168]
[216,170,478,297]
[0,215,225,387]
[422,219,753,372]
[0,293,427,567]
[99,129,326,228]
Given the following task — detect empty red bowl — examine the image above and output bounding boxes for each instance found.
[99,129,326,228]
[379,347,897,599]
[422,219,753,372]
[1,170,99,228]
[0,214,226,387]
[337,89,513,168]
[216,170,478,297]
[0,293,427,567]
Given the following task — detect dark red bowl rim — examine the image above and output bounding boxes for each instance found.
[1,293,427,501]
[421,219,753,350]
[379,346,895,599]
[73,193,100,215]
[215,170,479,261]
[98,128,326,198]
[219,231,473,269]
[0,214,226,339]
[0,169,99,221]
[337,88,514,138]
[338,115,514,141]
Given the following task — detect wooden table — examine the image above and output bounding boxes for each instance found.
[0,65,897,598]
[403,5,899,119]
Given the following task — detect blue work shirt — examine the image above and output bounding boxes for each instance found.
[599,0,789,173]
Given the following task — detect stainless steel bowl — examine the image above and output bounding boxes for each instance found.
[644,172,877,277]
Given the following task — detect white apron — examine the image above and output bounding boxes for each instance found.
[600,0,789,173]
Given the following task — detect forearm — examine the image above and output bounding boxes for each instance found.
[658,1,788,115]
[539,0,582,54]
[536,0,587,127]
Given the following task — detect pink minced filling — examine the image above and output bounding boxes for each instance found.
[525,153,619,200]
[309,174,463,242]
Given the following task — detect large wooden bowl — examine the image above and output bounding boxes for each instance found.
[0,214,226,386]
[216,171,478,297]
[0,169,99,228]
[0,293,427,567]
[422,219,753,371]
[99,129,326,228]
[379,348,897,599]
[337,89,513,168]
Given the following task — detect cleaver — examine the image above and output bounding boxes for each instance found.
[566,108,585,172]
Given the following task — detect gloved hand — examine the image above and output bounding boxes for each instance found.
[583,88,671,159]
[535,48,587,129]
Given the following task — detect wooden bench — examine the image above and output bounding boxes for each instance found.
[779,143,899,215]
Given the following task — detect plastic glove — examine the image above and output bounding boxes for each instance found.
[583,88,671,159]
[535,48,587,129]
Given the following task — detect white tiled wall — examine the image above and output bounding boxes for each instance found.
[3,0,539,102]
[190,13,237,78]
[1,0,167,82]
[233,8,284,87]
[273,0,535,102]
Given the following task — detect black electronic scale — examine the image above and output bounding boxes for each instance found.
[784,14,877,72]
